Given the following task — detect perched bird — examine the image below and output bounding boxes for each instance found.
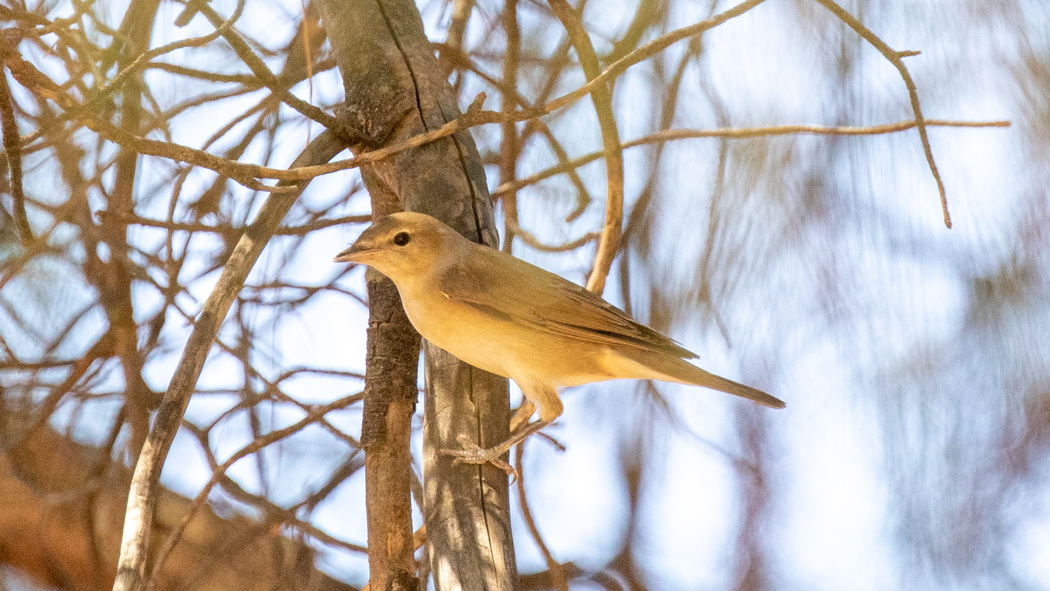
[335,212,784,465]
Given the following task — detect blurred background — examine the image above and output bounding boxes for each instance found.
[0,0,1045,589]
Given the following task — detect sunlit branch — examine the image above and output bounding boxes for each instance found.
[491,119,1011,197]
[547,0,625,295]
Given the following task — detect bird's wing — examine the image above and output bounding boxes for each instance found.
[436,248,697,359]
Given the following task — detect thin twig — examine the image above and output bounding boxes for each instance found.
[541,0,772,114]
[491,119,1010,197]
[191,1,354,138]
[515,444,567,591]
[811,0,952,227]
[436,42,593,220]
[145,392,365,591]
[184,422,367,555]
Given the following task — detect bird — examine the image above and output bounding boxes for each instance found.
[334,212,784,468]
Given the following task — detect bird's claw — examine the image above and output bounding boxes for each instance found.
[439,434,519,480]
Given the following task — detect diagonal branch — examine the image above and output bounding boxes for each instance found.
[111,129,347,591]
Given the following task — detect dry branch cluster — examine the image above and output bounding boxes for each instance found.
[0,0,1007,590]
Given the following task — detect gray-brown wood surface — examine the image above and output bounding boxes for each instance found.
[316,0,517,589]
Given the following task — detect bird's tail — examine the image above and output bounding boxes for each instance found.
[629,351,786,409]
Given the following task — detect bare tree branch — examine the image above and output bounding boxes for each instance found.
[492,119,1010,197]
[811,0,953,227]
[547,0,624,295]
[112,130,346,591]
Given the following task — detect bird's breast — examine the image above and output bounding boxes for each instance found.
[398,285,514,378]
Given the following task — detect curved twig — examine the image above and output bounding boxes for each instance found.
[515,444,567,591]
[811,0,952,227]
[504,217,600,253]
[547,0,625,295]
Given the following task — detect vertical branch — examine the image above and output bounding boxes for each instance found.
[0,68,31,243]
[441,0,476,77]
[358,170,422,591]
[100,0,161,458]
[316,0,515,589]
[500,0,521,253]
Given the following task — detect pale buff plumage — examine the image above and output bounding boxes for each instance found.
[334,212,784,425]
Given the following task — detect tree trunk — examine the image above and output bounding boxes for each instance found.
[315,0,518,589]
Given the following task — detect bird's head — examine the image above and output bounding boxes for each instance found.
[333,212,462,283]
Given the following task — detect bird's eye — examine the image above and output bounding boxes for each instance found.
[393,232,411,246]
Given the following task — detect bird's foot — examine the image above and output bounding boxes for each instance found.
[440,434,517,478]
[439,419,553,480]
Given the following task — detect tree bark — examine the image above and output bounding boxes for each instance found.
[316,0,517,588]
[360,175,423,591]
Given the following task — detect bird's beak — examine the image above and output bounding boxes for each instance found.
[333,242,378,263]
